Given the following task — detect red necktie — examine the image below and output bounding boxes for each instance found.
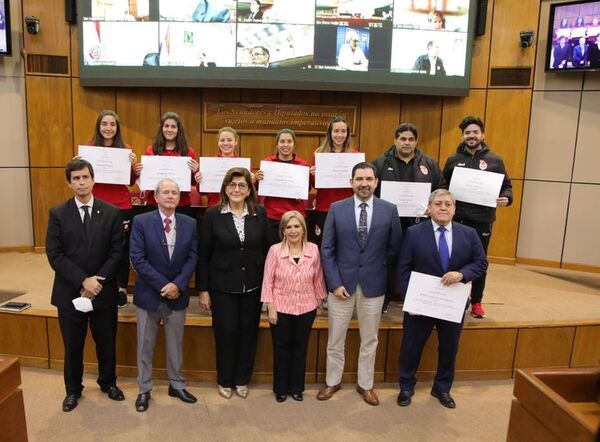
[164,217,172,233]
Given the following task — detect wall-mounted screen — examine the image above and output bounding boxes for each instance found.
[546,0,600,72]
[78,0,477,96]
[0,0,12,56]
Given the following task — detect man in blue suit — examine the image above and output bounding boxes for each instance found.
[397,189,487,409]
[318,162,402,405]
[130,178,198,412]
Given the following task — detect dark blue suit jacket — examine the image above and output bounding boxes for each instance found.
[130,210,198,311]
[321,196,402,297]
[397,220,487,296]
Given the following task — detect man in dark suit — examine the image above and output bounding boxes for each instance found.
[396,189,487,409]
[552,36,571,69]
[46,159,124,412]
[318,162,402,405]
[130,178,198,412]
[413,40,446,75]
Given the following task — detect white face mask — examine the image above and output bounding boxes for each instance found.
[72,297,94,312]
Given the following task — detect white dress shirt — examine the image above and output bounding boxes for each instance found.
[431,220,453,258]
[159,210,177,258]
[75,196,95,222]
[354,195,374,233]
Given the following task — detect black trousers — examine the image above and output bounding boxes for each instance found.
[210,289,262,387]
[307,210,328,248]
[455,219,492,304]
[398,312,464,394]
[269,309,316,395]
[117,208,134,290]
[57,306,118,395]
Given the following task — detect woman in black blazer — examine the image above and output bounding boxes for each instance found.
[198,167,271,399]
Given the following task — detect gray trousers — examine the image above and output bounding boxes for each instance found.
[136,306,186,394]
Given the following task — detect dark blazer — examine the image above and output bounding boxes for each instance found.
[321,196,402,297]
[572,44,588,66]
[552,43,571,68]
[130,210,198,311]
[46,198,123,311]
[413,55,446,75]
[198,204,271,293]
[397,220,488,295]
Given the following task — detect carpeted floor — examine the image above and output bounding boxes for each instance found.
[21,367,514,442]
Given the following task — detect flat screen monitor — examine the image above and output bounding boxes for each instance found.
[78,0,477,96]
[545,0,600,71]
[0,0,12,56]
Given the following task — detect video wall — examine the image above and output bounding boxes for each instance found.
[79,0,476,96]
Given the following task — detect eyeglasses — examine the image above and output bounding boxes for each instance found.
[226,182,249,190]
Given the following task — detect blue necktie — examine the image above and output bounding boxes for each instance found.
[438,226,449,273]
[358,203,368,246]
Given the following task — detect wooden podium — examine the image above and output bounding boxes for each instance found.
[0,358,27,442]
[507,368,600,442]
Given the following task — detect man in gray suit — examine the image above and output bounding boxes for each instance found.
[318,162,402,405]
[130,179,198,412]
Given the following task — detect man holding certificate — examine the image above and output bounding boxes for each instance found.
[397,189,487,409]
[442,116,512,319]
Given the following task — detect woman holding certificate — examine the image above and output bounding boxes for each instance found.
[255,129,310,243]
[309,116,357,247]
[261,211,327,402]
[135,112,199,218]
[88,109,138,308]
[198,167,271,400]
[194,126,240,207]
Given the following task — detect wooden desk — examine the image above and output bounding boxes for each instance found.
[507,367,599,442]
[0,358,27,442]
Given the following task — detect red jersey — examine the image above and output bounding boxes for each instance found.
[311,150,358,212]
[144,145,197,207]
[260,153,310,220]
[90,145,136,209]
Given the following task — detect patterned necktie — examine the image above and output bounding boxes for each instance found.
[358,202,368,245]
[164,217,172,233]
[438,226,450,273]
[82,205,90,238]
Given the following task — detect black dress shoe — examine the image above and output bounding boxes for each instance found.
[431,390,456,409]
[168,386,197,403]
[62,393,81,412]
[397,390,414,407]
[275,394,287,402]
[135,392,151,412]
[291,393,303,402]
[101,385,125,401]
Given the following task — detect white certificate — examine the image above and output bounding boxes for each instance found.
[403,271,470,324]
[199,157,252,193]
[139,156,191,191]
[78,145,131,185]
[315,152,365,188]
[380,181,431,217]
[448,167,504,208]
[258,161,309,200]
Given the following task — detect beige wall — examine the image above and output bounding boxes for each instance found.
[517,0,600,269]
[0,0,33,248]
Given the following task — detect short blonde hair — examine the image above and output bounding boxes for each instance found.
[279,210,307,244]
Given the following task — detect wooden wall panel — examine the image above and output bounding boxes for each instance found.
[72,78,116,150]
[243,134,278,168]
[116,88,161,157]
[400,95,442,162]
[358,93,400,161]
[202,88,241,103]
[281,90,321,104]
[489,179,523,260]
[514,327,576,370]
[22,0,70,56]
[241,89,281,103]
[26,76,73,167]
[160,88,203,153]
[456,328,517,371]
[30,168,73,246]
[70,24,79,77]
[571,326,600,368]
[488,0,540,70]
[0,314,48,363]
[469,0,493,89]
[484,89,531,179]
[439,90,487,163]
